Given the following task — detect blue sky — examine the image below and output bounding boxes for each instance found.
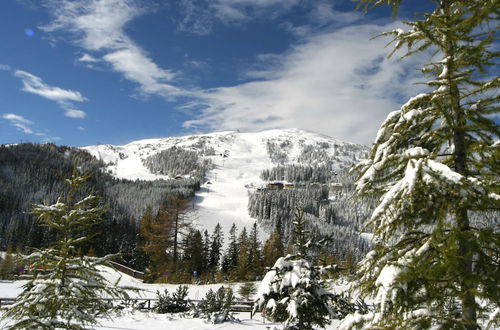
[0,0,430,146]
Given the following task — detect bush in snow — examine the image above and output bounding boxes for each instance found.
[154,285,189,314]
[255,255,353,330]
[189,286,236,324]
[0,174,132,330]
[238,282,257,301]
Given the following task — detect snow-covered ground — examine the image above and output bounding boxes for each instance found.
[0,266,347,329]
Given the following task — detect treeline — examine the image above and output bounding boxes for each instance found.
[142,146,212,178]
[251,140,375,263]
[247,185,372,262]
[261,164,337,184]
[138,198,270,282]
[0,143,200,267]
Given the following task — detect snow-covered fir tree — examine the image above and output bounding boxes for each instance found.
[0,174,132,330]
[255,209,352,329]
[343,1,499,329]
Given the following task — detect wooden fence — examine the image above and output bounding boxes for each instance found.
[0,297,255,318]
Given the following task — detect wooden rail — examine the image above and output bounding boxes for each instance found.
[108,261,145,280]
[0,297,255,318]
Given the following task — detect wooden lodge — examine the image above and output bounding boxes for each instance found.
[267,182,284,190]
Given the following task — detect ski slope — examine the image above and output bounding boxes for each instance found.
[82,129,366,239]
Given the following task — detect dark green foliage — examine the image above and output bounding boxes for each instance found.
[208,223,223,271]
[154,285,190,314]
[250,155,376,266]
[246,223,262,280]
[238,282,256,301]
[220,223,239,275]
[0,143,200,271]
[190,286,236,323]
[181,229,205,277]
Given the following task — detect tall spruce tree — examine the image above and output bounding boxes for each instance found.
[247,222,262,280]
[345,1,499,329]
[235,226,249,280]
[208,223,224,272]
[182,229,204,278]
[0,174,131,329]
[221,223,239,275]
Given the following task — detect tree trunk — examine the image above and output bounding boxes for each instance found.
[444,3,477,324]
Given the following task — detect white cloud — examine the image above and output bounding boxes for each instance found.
[103,48,179,97]
[185,22,427,145]
[3,113,33,124]
[65,109,87,118]
[77,53,100,63]
[41,0,181,99]
[14,70,88,119]
[39,0,428,145]
[14,70,85,102]
[3,113,34,134]
[0,64,11,71]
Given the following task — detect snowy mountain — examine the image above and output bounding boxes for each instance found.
[82,129,370,246]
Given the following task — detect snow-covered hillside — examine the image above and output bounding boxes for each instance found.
[82,129,368,239]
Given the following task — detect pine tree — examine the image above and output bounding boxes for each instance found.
[221,223,239,275]
[247,222,262,280]
[234,226,249,280]
[0,174,131,329]
[345,1,499,328]
[182,229,204,278]
[202,230,211,276]
[208,223,223,272]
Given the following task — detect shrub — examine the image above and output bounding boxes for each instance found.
[190,286,236,323]
[154,285,189,314]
